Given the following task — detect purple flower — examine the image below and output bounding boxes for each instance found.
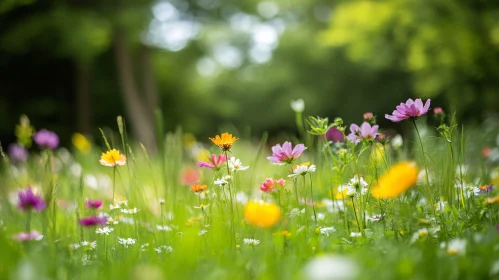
[8,144,28,162]
[267,141,306,164]
[13,230,43,242]
[18,187,46,211]
[85,200,103,209]
[347,122,379,143]
[33,129,59,150]
[79,216,107,227]
[325,127,344,143]
[385,98,431,122]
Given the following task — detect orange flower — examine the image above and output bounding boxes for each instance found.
[99,149,126,167]
[191,184,207,193]
[244,200,280,228]
[209,132,238,151]
[371,162,418,199]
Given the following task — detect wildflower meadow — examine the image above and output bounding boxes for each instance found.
[2,98,499,279]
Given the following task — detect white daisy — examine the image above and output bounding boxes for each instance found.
[156,225,172,232]
[349,175,368,189]
[95,226,114,235]
[446,239,466,255]
[350,232,362,238]
[121,208,140,214]
[118,237,136,248]
[107,217,119,225]
[243,238,260,246]
[411,228,429,244]
[198,229,208,236]
[228,157,249,172]
[159,198,165,205]
[80,240,97,250]
[288,163,316,177]
[69,243,81,250]
[288,208,305,219]
[214,178,228,187]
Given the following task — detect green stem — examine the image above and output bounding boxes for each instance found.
[351,197,361,233]
[26,210,31,233]
[112,166,116,200]
[412,120,436,216]
[309,174,317,225]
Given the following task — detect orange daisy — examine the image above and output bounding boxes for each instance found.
[209,132,238,151]
[99,149,127,167]
[191,184,208,193]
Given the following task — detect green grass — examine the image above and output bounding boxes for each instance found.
[2,113,499,280]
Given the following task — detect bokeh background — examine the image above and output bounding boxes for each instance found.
[1,0,499,150]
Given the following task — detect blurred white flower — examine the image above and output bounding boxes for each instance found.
[290,99,305,113]
[391,135,403,149]
[288,208,305,218]
[156,225,172,232]
[350,232,362,238]
[118,237,136,248]
[303,254,358,280]
[243,238,260,246]
[445,239,466,255]
[319,227,336,236]
[95,227,114,235]
[81,240,97,250]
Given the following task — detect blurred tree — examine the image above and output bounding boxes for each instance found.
[320,0,499,117]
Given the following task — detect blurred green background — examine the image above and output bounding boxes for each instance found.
[1,0,499,150]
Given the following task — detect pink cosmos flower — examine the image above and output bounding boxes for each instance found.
[18,187,46,212]
[197,154,227,171]
[347,122,379,143]
[385,98,431,122]
[79,216,107,227]
[85,200,103,209]
[13,230,43,242]
[267,142,306,164]
[260,178,286,193]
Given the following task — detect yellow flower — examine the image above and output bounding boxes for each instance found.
[99,149,127,167]
[209,132,238,151]
[487,197,499,204]
[191,184,208,193]
[244,200,280,228]
[371,162,418,199]
[72,133,92,154]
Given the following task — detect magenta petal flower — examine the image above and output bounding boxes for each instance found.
[33,129,59,150]
[267,141,306,164]
[13,230,43,242]
[85,200,103,209]
[18,187,46,211]
[79,216,107,227]
[385,98,431,122]
[197,154,227,170]
[325,127,344,143]
[8,144,28,163]
[347,122,378,143]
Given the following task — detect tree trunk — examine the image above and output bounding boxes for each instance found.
[75,62,92,135]
[140,45,159,114]
[113,28,157,152]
